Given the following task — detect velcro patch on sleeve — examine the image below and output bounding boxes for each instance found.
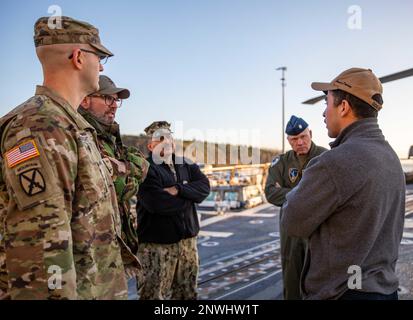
[5,140,40,168]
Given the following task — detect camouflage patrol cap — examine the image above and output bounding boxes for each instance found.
[144,121,172,137]
[34,16,113,57]
[94,75,130,99]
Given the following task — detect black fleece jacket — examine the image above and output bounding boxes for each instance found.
[137,155,210,244]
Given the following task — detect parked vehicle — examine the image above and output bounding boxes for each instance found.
[198,185,264,210]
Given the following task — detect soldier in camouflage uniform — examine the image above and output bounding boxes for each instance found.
[79,75,149,264]
[136,122,210,300]
[0,16,138,300]
[264,115,327,300]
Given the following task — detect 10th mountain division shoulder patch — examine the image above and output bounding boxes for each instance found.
[19,168,46,196]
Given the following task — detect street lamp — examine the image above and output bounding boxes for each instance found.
[276,67,287,154]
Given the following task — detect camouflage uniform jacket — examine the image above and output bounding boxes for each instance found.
[0,86,137,300]
[265,142,327,208]
[79,108,149,254]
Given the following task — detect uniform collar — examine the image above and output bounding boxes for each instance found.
[35,85,94,131]
[329,118,383,149]
[78,106,120,143]
[293,141,317,159]
[307,142,319,157]
[147,152,177,166]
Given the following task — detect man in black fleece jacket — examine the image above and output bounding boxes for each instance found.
[136,121,210,300]
[281,68,405,300]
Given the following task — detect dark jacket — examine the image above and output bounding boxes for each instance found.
[137,155,210,244]
[281,118,406,300]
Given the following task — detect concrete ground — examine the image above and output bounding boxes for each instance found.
[397,184,413,299]
[129,184,413,300]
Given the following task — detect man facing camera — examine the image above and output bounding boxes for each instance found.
[265,115,327,300]
[136,121,210,300]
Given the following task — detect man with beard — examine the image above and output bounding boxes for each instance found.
[79,75,149,276]
[136,121,210,299]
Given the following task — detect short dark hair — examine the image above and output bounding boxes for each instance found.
[331,90,382,119]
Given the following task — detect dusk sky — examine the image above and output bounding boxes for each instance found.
[1,0,412,158]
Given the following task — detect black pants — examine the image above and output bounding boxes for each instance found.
[339,290,398,300]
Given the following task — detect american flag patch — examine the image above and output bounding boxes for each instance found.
[5,140,40,168]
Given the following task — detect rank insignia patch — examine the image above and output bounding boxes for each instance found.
[271,157,280,167]
[289,168,299,183]
[5,140,40,168]
[19,169,46,196]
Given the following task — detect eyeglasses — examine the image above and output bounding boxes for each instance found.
[153,132,173,141]
[68,49,109,65]
[91,94,123,108]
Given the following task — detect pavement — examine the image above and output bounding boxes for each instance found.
[128,184,413,300]
[396,184,413,299]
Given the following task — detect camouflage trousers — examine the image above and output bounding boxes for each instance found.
[137,237,199,300]
[280,227,307,300]
[0,235,8,300]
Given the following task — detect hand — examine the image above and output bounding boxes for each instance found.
[164,186,178,196]
[124,265,138,279]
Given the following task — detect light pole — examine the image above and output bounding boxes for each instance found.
[276,67,287,154]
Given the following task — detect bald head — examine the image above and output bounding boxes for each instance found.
[36,43,103,98]
[36,43,90,70]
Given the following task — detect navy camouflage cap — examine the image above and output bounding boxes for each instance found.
[285,115,309,136]
[144,121,172,137]
[34,16,113,57]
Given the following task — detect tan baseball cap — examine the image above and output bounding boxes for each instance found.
[95,75,130,99]
[34,16,113,57]
[311,68,383,111]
